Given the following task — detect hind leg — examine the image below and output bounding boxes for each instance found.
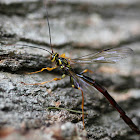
[70,77,85,129]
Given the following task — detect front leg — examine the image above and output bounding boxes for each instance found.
[27,66,58,74]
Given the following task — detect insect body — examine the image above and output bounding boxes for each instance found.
[51,52,71,71]
[20,9,140,135]
[24,47,140,135]
[20,45,140,135]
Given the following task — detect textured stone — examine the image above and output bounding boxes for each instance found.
[0,0,140,139]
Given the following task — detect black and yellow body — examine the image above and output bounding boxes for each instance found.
[19,8,140,134]
[51,52,76,83]
[23,48,140,134]
[49,52,140,134]
[51,52,71,70]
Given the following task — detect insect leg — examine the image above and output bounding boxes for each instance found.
[78,87,85,129]
[70,76,85,129]
[27,66,57,74]
[80,69,93,74]
[21,74,66,85]
[70,76,78,89]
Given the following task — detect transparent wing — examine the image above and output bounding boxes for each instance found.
[69,47,133,64]
[69,70,99,98]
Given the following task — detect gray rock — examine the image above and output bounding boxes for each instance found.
[0,0,140,139]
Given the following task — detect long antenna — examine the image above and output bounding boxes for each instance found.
[21,44,52,54]
[6,44,52,55]
[45,2,54,54]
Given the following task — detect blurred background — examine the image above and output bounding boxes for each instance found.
[0,0,140,139]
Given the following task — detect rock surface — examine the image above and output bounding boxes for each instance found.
[0,0,140,139]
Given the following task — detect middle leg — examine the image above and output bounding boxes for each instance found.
[22,74,66,85]
[80,69,93,75]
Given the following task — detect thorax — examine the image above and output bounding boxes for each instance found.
[56,57,71,68]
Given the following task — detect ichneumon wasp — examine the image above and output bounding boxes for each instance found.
[17,8,140,135]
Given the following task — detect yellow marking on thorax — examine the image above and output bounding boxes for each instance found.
[63,59,67,64]
[58,59,62,65]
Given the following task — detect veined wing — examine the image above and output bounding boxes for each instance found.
[69,47,133,64]
[69,70,140,135]
[69,70,99,98]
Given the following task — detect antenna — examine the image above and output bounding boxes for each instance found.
[21,44,52,54]
[6,44,52,55]
[45,2,54,54]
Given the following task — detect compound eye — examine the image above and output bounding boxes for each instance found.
[51,54,55,60]
[51,54,56,62]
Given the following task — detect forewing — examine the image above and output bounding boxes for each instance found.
[69,47,133,64]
